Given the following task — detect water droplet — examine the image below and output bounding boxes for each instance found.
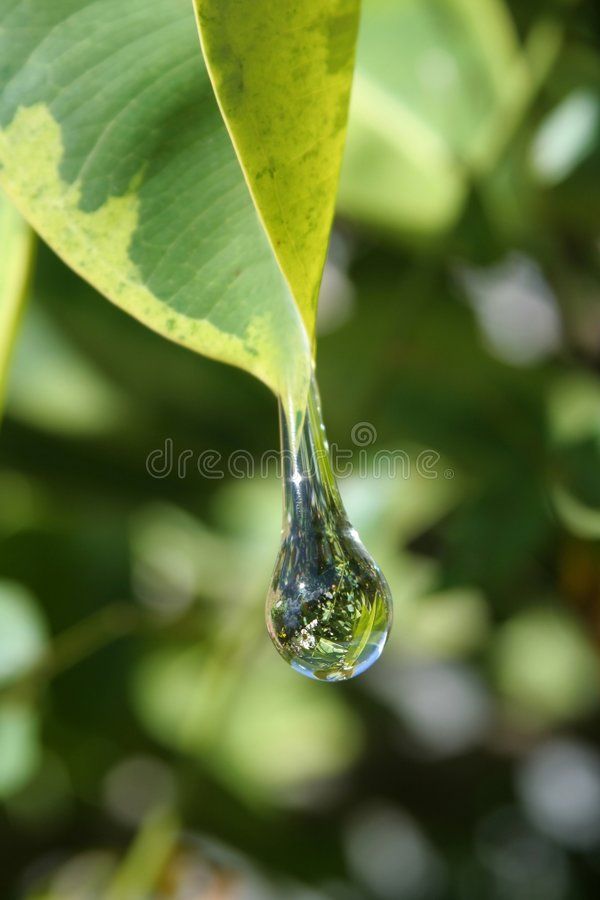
[266,376,393,681]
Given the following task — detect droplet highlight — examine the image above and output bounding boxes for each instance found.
[266,376,393,681]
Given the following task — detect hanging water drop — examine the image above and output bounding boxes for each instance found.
[266,376,393,681]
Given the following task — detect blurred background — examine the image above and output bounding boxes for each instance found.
[1,0,600,896]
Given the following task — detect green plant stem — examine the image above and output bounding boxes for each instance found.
[105,809,179,900]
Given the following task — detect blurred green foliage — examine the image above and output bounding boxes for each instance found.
[1,0,600,897]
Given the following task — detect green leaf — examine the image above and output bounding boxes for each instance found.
[0,581,48,687]
[0,0,312,402]
[338,0,542,237]
[7,305,128,438]
[132,641,362,802]
[551,484,600,541]
[194,0,360,336]
[0,702,41,799]
[493,609,600,726]
[0,190,33,416]
[105,811,178,900]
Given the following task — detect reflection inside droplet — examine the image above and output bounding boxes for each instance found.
[266,375,393,681]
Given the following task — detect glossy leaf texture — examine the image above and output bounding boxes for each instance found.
[339,0,560,237]
[0,190,33,415]
[0,0,316,403]
[194,0,360,337]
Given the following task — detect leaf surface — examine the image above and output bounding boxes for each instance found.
[194,0,360,335]
[0,0,317,401]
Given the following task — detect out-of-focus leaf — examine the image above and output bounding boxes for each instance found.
[492,608,600,726]
[0,581,47,686]
[6,754,72,828]
[552,485,600,541]
[29,851,117,900]
[105,811,178,900]
[0,190,33,417]
[131,498,278,616]
[0,0,311,403]
[531,89,600,185]
[132,641,362,801]
[0,702,40,799]
[406,587,490,658]
[7,306,128,437]
[548,374,600,537]
[194,0,360,338]
[338,0,556,237]
[548,374,600,445]
[339,71,465,235]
